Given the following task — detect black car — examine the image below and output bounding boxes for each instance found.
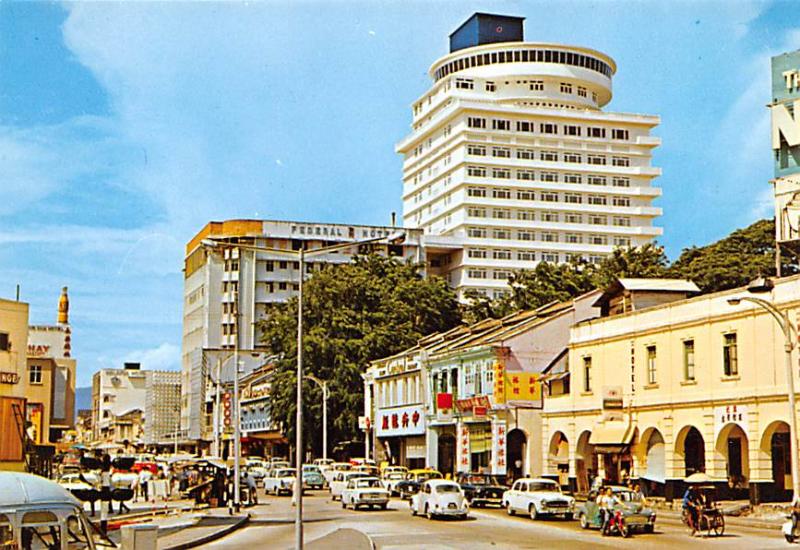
[395,470,443,500]
[456,473,508,507]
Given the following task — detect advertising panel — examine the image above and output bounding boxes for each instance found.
[376,405,425,437]
[456,423,470,473]
[491,420,507,475]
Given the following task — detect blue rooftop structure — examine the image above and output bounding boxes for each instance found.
[449,13,525,53]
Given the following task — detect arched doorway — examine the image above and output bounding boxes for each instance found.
[507,429,527,480]
[640,428,665,496]
[761,421,791,493]
[676,426,705,476]
[548,431,569,489]
[437,433,455,476]
[575,430,596,493]
[716,423,750,487]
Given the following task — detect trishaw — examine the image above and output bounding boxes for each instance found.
[682,480,725,537]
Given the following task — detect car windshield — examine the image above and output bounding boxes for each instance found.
[356,479,382,488]
[418,472,442,481]
[334,464,352,471]
[275,469,295,477]
[347,473,370,481]
[303,466,320,472]
[530,482,560,492]
[386,473,404,480]
[435,484,460,493]
[461,474,501,485]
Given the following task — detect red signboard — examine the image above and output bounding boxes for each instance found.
[437,393,453,410]
[455,395,491,413]
[472,406,488,418]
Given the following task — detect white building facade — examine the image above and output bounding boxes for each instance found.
[181,219,425,445]
[397,14,663,300]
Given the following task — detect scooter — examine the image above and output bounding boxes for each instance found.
[783,514,800,543]
[604,509,630,538]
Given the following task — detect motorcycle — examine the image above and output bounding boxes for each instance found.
[783,514,800,543]
[603,509,630,538]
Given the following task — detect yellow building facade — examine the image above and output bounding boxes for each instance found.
[543,275,800,504]
[0,298,30,470]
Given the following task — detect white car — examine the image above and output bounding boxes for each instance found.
[263,467,297,496]
[411,480,468,520]
[323,462,352,486]
[58,473,96,492]
[330,471,371,501]
[381,471,407,496]
[502,478,575,520]
[341,476,390,511]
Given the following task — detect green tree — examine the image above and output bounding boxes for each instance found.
[593,242,669,289]
[500,258,597,312]
[258,255,461,457]
[668,218,796,292]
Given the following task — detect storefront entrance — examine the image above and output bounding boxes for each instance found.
[507,429,527,480]
[437,432,455,476]
[469,423,491,472]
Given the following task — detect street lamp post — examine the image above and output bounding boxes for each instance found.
[304,375,328,461]
[728,277,800,502]
[202,230,404,549]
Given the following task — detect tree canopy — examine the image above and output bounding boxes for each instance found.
[462,219,789,319]
[258,255,461,457]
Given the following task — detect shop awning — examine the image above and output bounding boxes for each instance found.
[541,371,569,382]
[589,421,634,447]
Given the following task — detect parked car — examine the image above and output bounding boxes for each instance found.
[341,476,390,510]
[313,458,334,468]
[330,471,372,501]
[503,478,575,520]
[263,467,297,496]
[0,472,114,550]
[269,457,291,469]
[323,462,352,486]
[577,486,657,533]
[247,465,269,487]
[456,473,507,508]
[410,479,468,520]
[353,464,380,477]
[396,469,443,500]
[302,465,325,490]
[381,471,407,496]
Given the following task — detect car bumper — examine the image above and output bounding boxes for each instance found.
[540,506,573,514]
[355,497,389,505]
[434,506,468,516]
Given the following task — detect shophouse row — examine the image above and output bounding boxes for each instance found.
[364,275,800,504]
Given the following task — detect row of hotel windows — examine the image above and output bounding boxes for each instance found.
[468,192,633,208]
[466,226,632,244]
[581,334,738,393]
[468,208,632,227]
[466,254,609,280]
[466,117,630,140]
[432,48,613,81]
[466,167,633,187]
[467,144,632,167]
[455,77,598,104]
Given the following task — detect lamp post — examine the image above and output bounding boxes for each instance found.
[202,230,405,548]
[728,276,800,502]
[213,353,237,458]
[304,375,328,461]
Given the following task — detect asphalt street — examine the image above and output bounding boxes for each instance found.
[206,489,790,549]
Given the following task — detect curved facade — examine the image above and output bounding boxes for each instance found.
[397,40,662,301]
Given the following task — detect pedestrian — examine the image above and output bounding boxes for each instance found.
[138,467,153,503]
[245,470,258,506]
[632,483,646,506]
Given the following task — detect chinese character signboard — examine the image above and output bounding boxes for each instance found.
[714,404,748,440]
[457,423,470,473]
[505,371,541,403]
[491,420,507,475]
[376,405,426,437]
[455,395,492,413]
[493,362,505,404]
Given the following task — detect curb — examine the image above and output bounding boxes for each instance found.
[160,514,250,550]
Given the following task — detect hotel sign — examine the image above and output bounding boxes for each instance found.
[289,223,394,240]
[0,371,19,384]
[714,404,748,440]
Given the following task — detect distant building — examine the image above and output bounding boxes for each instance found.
[26,287,77,445]
[397,13,663,301]
[181,219,424,448]
[143,371,181,447]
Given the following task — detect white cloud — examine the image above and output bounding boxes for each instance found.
[116,343,181,372]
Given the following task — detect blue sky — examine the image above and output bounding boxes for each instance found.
[1,1,797,387]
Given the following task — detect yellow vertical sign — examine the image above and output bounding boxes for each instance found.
[493,361,506,404]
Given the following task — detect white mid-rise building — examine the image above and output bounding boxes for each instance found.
[397,13,663,301]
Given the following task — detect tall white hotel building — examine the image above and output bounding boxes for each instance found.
[397,13,663,301]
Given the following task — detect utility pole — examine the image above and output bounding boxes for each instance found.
[295,247,304,550]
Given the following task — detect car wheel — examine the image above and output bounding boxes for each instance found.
[426,504,434,520]
[410,504,417,517]
[564,512,573,521]
[506,502,515,516]
[341,500,346,509]
[529,504,538,520]
[644,524,654,534]
[381,504,388,511]
[579,512,588,529]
